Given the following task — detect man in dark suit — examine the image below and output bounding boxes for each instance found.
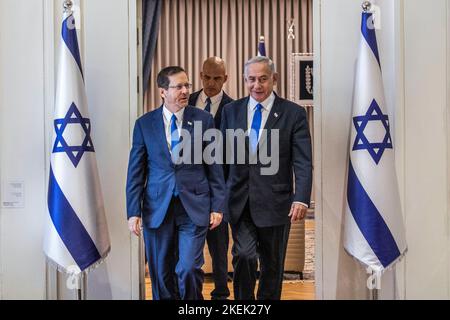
[188,57,233,300]
[221,56,312,300]
[126,66,225,300]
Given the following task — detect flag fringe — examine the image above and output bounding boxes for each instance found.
[45,246,111,276]
[344,247,408,274]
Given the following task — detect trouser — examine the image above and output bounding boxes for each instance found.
[143,196,208,300]
[206,220,230,299]
[230,202,290,300]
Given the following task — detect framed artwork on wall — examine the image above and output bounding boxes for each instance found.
[290,53,314,106]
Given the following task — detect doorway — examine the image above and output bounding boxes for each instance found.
[137,0,316,300]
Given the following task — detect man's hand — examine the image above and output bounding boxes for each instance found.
[128,216,142,236]
[288,203,308,223]
[209,212,223,230]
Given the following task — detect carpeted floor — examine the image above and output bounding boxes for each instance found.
[303,217,315,280]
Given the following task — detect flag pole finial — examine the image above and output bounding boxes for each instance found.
[259,35,265,42]
[362,1,372,12]
[63,0,74,13]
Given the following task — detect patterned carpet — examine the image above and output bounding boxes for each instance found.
[303,217,315,280]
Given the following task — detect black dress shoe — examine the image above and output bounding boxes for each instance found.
[211,296,229,300]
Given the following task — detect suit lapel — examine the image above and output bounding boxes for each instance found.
[152,106,173,165]
[214,106,223,128]
[236,98,250,153]
[215,93,230,128]
[259,96,283,149]
[188,90,201,107]
[236,97,249,131]
[176,107,194,168]
[182,106,194,134]
[218,92,232,110]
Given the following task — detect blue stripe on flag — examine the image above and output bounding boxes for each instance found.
[62,15,84,79]
[347,160,401,267]
[48,166,101,270]
[361,12,381,68]
[258,42,266,57]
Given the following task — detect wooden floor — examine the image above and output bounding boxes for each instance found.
[145,279,315,300]
[145,218,315,300]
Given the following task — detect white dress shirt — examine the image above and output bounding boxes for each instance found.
[247,92,275,141]
[162,105,184,152]
[195,90,223,117]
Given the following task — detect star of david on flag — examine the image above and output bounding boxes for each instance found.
[53,102,95,168]
[343,10,407,273]
[43,7,110,276]
[352,98,393,165]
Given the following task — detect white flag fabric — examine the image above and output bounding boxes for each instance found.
[343,11,407,272]
[43,10,110,274]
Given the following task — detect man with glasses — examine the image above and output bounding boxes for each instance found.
[126,66,226,300]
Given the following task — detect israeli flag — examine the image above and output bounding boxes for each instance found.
[43,10,110,275]
[343,11,407,272]
[258,36,266,57]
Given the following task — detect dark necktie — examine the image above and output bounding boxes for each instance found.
[205,97,212,113]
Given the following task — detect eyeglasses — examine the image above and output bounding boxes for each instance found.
[168,83,192,90]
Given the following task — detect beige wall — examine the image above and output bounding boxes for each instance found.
[0,0,141,299]
[315,0,450,299]
[0,0,47,300]
[402,0,449,299]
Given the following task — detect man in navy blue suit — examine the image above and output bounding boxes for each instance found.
[189,57,233,300]
[126,66,226,300]
[221,56,312,300]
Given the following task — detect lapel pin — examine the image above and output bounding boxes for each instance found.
[187,121,192,126]
[274,112,279,118]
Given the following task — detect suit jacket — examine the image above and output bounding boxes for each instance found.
[126,106,226,228]
[190,89,234,182]
[220,95,312,227]
[188,90,234,129]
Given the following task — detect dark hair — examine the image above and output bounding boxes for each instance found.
[157,66,186,89]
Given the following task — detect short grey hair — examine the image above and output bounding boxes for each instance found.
[244,56,276,78]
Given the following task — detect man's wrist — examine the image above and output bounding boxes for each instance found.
[293,201,308,208]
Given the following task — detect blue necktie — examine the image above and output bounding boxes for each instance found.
[170,114,180,152]
[205,97,212,113]
[170,114,180,196]
[250,103,263,153]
